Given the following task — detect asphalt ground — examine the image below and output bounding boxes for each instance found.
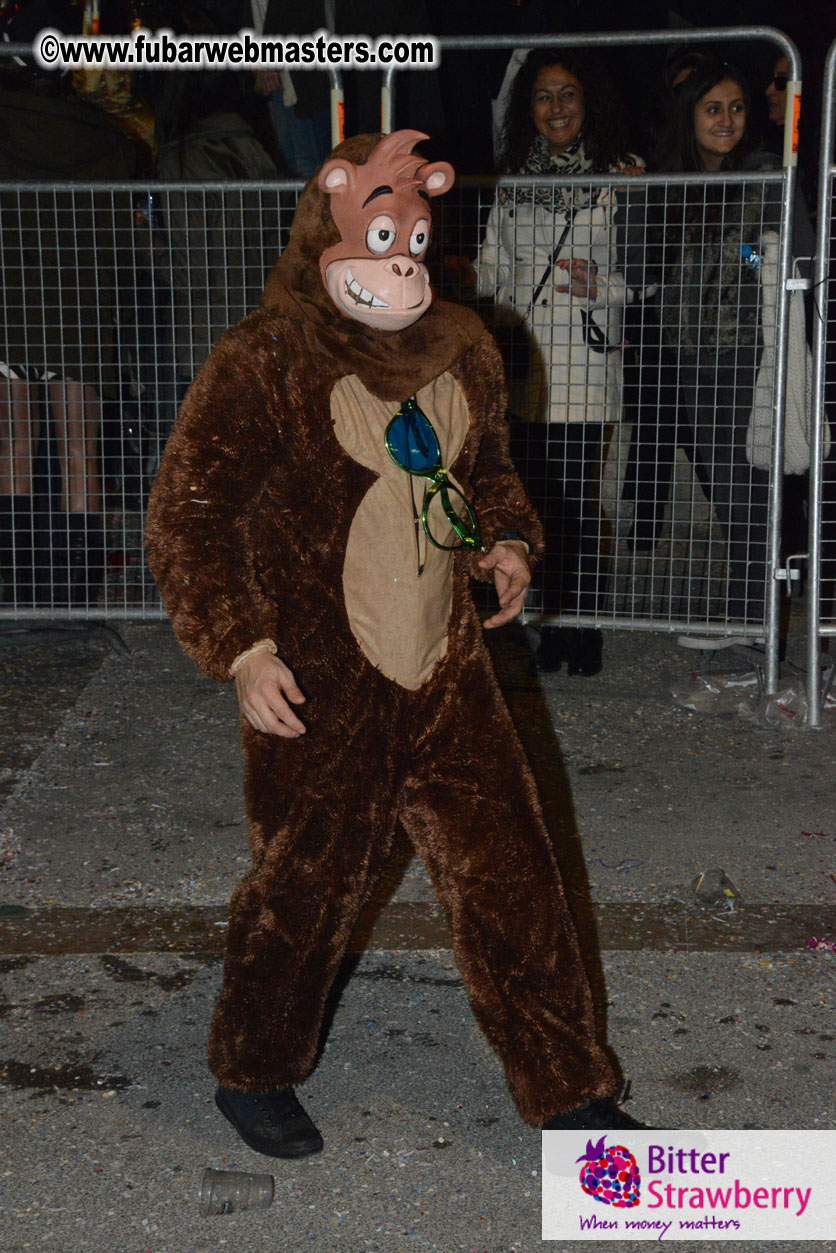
[1,614,835,1253]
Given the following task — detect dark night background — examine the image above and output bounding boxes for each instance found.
[2,0,835,179]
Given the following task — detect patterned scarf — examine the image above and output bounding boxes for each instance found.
[498,132,596,216]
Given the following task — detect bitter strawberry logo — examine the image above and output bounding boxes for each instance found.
[577,1136,641,1208]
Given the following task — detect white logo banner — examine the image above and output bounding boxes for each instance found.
[543,1130,836,1241]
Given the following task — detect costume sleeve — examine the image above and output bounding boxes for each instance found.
[459,332,544,568]
[145,316,282,681]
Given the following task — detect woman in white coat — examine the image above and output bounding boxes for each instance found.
[475,49,642,675]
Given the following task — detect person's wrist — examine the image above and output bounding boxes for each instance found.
[229,638,277,676]
[234,651,271,677]
[498,530,530,554]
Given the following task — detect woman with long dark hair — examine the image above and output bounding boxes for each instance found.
[625,59,814,631]
[654,58,756,173]
[474,48,643,676]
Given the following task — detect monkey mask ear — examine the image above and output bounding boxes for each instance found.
[317,130,455,202]
[417,163,455,197]
[318,156,454,201]
[317,160,356,196]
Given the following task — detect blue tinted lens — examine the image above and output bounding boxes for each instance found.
[386,403,441,474]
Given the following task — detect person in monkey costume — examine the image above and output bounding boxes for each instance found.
[145,129,647,1158]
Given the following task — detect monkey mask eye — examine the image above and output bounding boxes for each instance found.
[366,216,397,254]
[409,219,430,258]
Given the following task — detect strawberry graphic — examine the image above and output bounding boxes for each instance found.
[576,1136,641,1208]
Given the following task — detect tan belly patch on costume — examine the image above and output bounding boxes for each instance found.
[330,372,470,690]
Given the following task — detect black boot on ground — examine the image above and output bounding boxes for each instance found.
[563,627,604,677]
[534,625,566,672]
[542,1096,650,1131]
[215,1084,325,1158]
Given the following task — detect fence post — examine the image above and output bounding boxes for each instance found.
[766,38,803,694]
[327,66,345,146]
[806,40,836,726]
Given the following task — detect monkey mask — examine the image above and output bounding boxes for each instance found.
[316,130,453,331]
[260,131,483,401]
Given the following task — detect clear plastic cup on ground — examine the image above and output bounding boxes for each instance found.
[199,1167,274,1216]
[691,868,742,911]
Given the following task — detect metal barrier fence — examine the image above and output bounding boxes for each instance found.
[0,27,804,699]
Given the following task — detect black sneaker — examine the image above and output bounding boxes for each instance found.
[215,1084,324,1158]
[542,1097,650,1131]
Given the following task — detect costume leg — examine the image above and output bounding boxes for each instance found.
[209,667,404,1091]
[396,640,617,1126]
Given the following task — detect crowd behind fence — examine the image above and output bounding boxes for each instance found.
[3,26,835,720]
[437,168,789,643]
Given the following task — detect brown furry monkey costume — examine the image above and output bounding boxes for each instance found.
[146,130,621,1138]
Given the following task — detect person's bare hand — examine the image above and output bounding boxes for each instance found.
[234,651,307,737]
[479,540,531,629]
[555,258,598,299]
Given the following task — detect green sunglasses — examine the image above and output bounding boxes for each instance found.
[384,396,484,556]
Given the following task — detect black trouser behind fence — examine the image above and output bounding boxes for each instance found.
[509,420,609,620]
[622,338,769,626]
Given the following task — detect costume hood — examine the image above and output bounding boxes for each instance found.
[261,131,484,401]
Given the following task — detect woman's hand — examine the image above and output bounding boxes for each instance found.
[555,258,598,300]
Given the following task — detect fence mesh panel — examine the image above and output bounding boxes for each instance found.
[435,171,785,633]
[0,181,301,618]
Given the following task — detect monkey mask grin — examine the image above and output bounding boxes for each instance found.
[317,130,455,332]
